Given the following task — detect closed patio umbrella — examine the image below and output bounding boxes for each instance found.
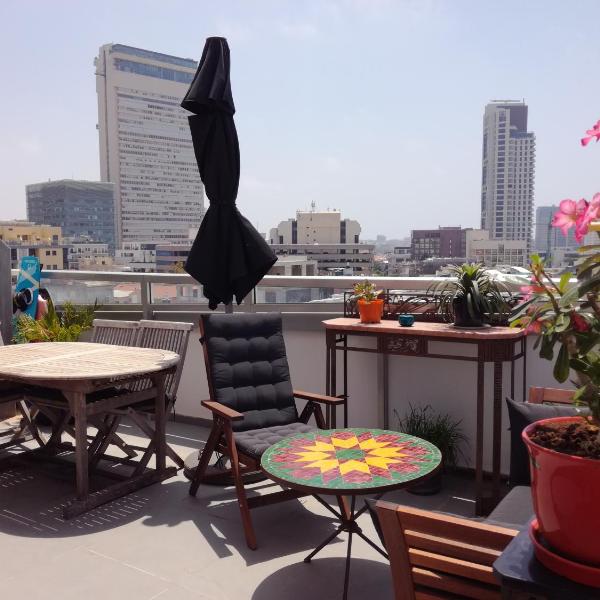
[181,37,276,310]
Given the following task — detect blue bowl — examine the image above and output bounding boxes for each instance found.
[398,314,415,327]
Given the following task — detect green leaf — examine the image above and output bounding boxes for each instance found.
[540,336,555,360]
[553,344,570,383]
[577,244,600,253]
[558,272,573,293]
[554,313,571,333]
[578,275,600,297]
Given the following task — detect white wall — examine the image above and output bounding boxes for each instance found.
[174,313,564,476]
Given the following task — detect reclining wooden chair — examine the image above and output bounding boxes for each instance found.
[189,312,346,550]
[375,501,517,599]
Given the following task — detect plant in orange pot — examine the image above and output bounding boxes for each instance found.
[352,280,383,324]
[510,117,600,584]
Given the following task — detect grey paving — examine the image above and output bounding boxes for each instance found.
[0,421,479,600]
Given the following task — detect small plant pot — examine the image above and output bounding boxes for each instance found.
[407,469,443,495]
[523,416,600,567]
[358,299,383,324]
[452,296,484,328]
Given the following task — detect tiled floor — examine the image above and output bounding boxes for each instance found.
[0,421,480,600]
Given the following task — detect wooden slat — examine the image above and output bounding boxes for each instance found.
[395,506,518,551]
[528,386,576,405]
[404,530,502,567]
[412,567,501,600]
[408,548,497,586]
[293,389,346,404]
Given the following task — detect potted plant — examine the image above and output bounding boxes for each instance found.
[352,280,383,324]
[396,404,467,494]
[14,300,96,343]
[511,117,600,571]
[429,263,509,327]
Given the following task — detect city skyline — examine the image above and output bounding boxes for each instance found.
[1,1,599,239]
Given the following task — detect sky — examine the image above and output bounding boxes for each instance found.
[1,0,599,239]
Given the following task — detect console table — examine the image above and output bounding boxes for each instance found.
[322,318,527,515]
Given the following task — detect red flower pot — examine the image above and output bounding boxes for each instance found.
[523,416,600,566]
[357,299,383,324]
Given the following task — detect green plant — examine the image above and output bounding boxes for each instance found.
[14,300,97,343]
[428,263,510,324]
[395,404,468,468]
[351,280,382,303]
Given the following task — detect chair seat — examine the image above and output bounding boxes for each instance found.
[485,485,533,530]
[235,422,315,459]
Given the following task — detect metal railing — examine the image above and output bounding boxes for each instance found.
[11,268,531,319]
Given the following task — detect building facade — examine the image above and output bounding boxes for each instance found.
[114,242,157,272]
[481,101,536,251]
[466,229,527,267]
[535,205,577,256]
[410,227,468,261]
[0,221,67,270]
[26,180,115,249]
[95,44,204,245]
[269,209,373,274]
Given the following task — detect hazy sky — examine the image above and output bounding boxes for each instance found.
[1,0,599,239]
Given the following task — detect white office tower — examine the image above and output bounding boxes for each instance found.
[96,44,204,245]
[481,101,536,252]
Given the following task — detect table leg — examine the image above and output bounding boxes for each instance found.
[153,373,167,473]
[492,361,503,506]
[475,356,485,516]
[67,391,89,501]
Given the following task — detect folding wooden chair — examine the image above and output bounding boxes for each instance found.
[90,318,139,345]
[528,386,577,405]
[101,320,193,471]
[189,312,346,550]
[376,501,517,600]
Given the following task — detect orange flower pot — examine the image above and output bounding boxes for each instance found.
[358,299,383,324]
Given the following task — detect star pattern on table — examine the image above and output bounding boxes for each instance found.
[269,430,435,486]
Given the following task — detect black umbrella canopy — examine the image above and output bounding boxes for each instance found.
[181,37,276,310]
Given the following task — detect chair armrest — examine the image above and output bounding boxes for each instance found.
[293,390,345,405]
[201,400,244,421]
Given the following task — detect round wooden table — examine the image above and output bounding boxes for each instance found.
[262,427,441,600]
[0,342,180,517]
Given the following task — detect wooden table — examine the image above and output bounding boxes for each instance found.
[0,342,180,518]
[261,427,441,600]
[494,526,599,599]
[323,318,527,515]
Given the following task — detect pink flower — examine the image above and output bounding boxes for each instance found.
[552,199,586,236]
[525,318,543,335]
[581,120,600,146]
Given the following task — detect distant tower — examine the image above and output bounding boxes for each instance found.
[95,44,204,245]
[481,101,536,251]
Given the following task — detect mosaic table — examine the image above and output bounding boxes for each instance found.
[262,428,441,600]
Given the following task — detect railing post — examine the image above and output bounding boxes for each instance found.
[0,242,12,344]
[140,277,151,320]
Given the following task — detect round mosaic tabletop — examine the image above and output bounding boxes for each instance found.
[261,428,442,495]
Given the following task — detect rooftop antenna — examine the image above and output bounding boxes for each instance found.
[310,200,316,212]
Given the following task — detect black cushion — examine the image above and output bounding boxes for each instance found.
[485,486,533,530]
[202,313,298,431]
[235,422,314,459]
[506,397,587,486]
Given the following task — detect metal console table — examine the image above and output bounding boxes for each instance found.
[323,318,527,515]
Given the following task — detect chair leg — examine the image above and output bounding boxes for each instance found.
[189,420,222,496]
[223,421,257,550]
[15,400,46,447]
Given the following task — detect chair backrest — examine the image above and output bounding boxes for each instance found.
[200,313,298,432]
[528,386,576,405]
[133,320,193,401]
[91,319,139,346]
[376,501,517,600]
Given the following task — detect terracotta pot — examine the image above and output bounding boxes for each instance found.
[357,299,383,324]
[522,416,600,566]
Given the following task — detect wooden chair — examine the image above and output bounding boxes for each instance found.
[189,312,346,550]
[90,318,139,345]
[376,501,518,600]
[528,386,576,405]
[108,319,193,470]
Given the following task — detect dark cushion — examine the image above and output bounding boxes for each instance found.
[235,422,314,459]
[485,486,533,530]
[506,397,587,486]
[202,313,298,431]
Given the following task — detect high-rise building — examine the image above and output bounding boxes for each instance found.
[269,207,374,274]
[535,205,577,255]
[26,180,115,249]
[95,44,204,245]
[481,101,536,251]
